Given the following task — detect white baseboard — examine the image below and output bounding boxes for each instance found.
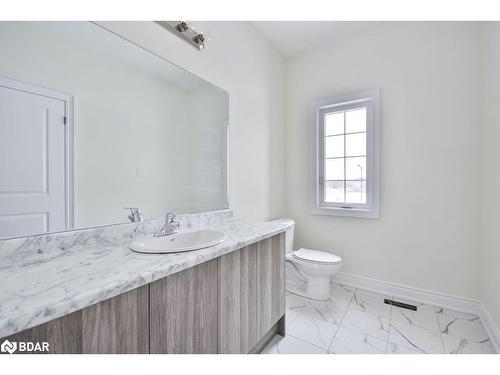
[331,272,481,314]
[331,272,500,352]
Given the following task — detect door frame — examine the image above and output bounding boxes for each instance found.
[0,76,74,231]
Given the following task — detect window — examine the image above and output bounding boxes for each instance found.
[310,90,380,218]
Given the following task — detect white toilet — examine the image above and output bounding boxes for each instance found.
[272,219,342,301]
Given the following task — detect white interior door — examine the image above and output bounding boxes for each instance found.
[0,81,68,239]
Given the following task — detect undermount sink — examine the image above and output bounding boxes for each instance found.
[129,229,226,254]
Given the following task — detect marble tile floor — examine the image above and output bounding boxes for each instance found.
[262,282,497,354]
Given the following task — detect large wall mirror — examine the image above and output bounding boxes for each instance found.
[0,22,229,240]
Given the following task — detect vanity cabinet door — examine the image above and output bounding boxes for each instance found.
[218,233,285,354]
[257,233,285,337]
[240,243,259,352]
[218,248,242,353]
[218,243,259,353]
[149,259,218,354]
[2,285,149,354]
[82,285,149,354]
[219,234,285,353]
[2,310,83,354]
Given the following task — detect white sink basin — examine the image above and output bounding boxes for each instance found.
[129,229,226,254]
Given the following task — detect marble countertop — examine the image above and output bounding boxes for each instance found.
[0,218,290,338]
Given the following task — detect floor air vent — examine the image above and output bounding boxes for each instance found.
[384,299,417,311]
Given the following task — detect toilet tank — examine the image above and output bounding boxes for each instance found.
[269,219,295,253]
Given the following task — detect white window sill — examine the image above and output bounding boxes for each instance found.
[310,206,380,219]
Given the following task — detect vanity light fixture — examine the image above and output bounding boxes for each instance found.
[155,21,208,51]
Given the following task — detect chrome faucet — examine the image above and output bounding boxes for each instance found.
[154,212,180,237]
[124,207,143,223]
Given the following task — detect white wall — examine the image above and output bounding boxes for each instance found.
[285,22,481,298]
[98,21,286,221]
[479,23,500,329]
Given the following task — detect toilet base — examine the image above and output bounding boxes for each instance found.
[287,275,331,301]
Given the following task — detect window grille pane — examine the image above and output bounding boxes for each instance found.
[345,132,366,157]
[325,135,344,158]
[345,180,366,204]
[325,181,344,203]
[345,156,366,180]
[346,107,366,133]
[325,112,344,136]
[325,158,344,180]
[313,91,378,216]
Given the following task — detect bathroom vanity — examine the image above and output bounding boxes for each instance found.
[0,22,287,354]
[0,212,288,354]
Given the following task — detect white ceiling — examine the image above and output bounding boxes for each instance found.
[251,21,384,57]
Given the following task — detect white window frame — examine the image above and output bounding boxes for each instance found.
[310,89,380,218]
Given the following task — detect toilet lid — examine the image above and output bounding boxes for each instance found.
[293,248,342,264]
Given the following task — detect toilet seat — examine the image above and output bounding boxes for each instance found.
[293,248,341,264]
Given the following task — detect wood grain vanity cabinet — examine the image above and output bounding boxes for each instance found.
[81,286,149,353]
[257,234,285,338]
[1,233,285,354]
[218,233,285,353]
[218,244,258,353]
[150,259,218,354]
[3,285,149,354]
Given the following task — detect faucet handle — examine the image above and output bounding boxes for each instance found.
[166,212,177,223]
[124,207,143,222]
[124,207,140,213]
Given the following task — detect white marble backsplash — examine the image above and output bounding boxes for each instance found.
[0,209,234,260]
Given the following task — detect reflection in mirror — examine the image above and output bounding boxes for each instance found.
[0,21,229,239]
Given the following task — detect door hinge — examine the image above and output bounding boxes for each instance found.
[63,116,67,125]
